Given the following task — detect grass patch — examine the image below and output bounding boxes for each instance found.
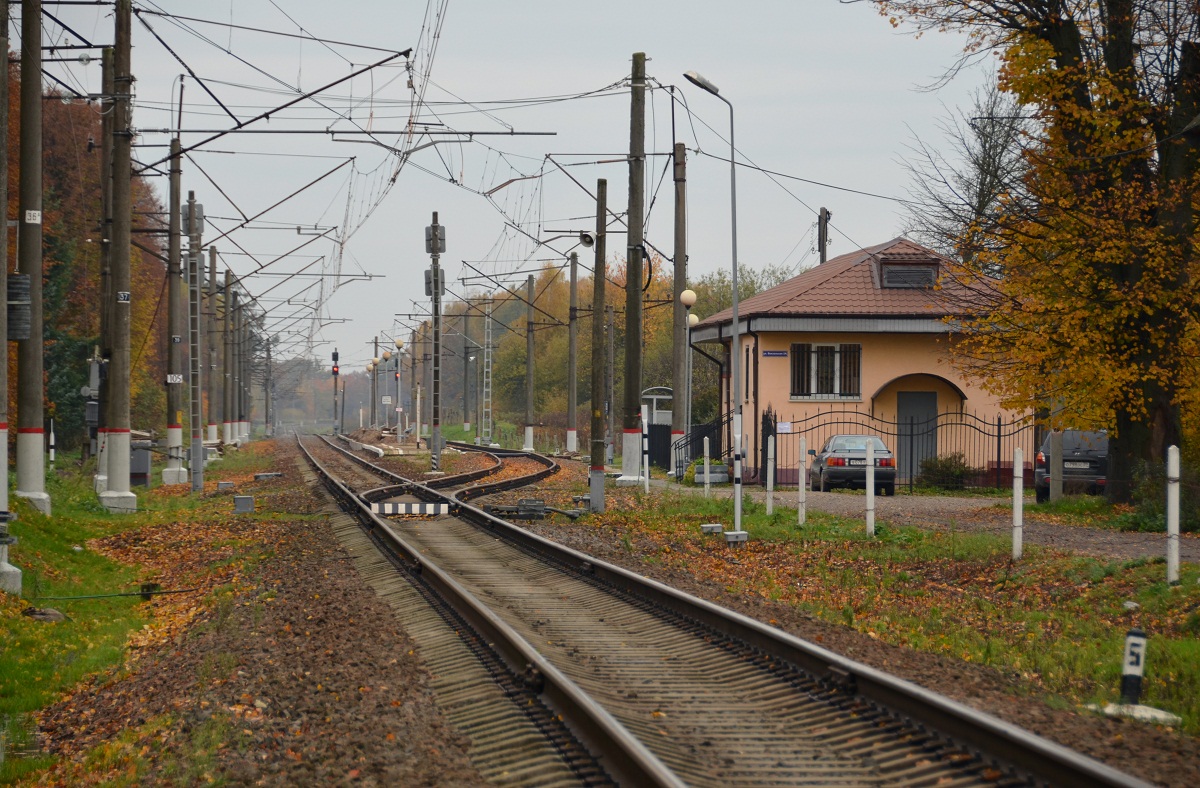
[584,486,1200,733]
[1,442,276,778]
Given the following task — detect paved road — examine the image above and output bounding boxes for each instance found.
[659,479,1199,564]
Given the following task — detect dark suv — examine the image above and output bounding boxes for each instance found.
[1033,430,1108,503]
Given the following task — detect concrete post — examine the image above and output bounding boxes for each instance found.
[524,274,535,452]
[16,0,51,514]
[186,193,204,492]
[97,0,136,513]
[94,47,114,493]
[163,137,186,485]
[1168,445,1180,586]
[798,436,807,525]
[865,441,875,536]
[588,180,608,513]
[0,3,10,514]
[671,142,688,477]
[765,435,775,516]
[566,251,578,454]
[1013,446,1024,560]
[222,271,234,446]
[207,246,219,443]
[0,523,19,596]
[619,52,646,486]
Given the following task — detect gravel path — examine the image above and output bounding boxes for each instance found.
[679,481,1200,564]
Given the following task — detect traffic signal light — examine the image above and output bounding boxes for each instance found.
[332,349,339,376]
[394,371,399,380]
[332,364,339,376]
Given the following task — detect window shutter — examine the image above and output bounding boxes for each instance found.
[840,344,861,396]
[882,264,937,288]
[791,343,811,396]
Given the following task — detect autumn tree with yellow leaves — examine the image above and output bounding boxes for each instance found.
[874,0,1200,502]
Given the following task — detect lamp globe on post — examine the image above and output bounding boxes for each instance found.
[685,68,745,543]
[380,351,393,427]
[679,288,698,477]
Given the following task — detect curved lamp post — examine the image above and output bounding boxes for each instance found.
[679,288,698,479]
[381,350,393,428]
[684,70,744,538]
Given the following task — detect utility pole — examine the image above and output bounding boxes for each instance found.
[606,304,615,465]
[427,212,444,470]
[186,192,204,492]
[98,0,135,512]
[94,47,113,491]
[619,52,646,485]
[263,336,272,436]
[462,311,471,434]
[207,247,219,442]
[222,271,233,445]
[0,1,9,517]
[371,336,379,428]
[567,251,578,454]
[671,141,688,477]
[232,289,242,443]
[818,207,831,264]
[589,179,608,512]
[240,307,250,440]
[163,137,186,484]
[524,274,535,452]
[482,300,494,446]
[16,0,50,513]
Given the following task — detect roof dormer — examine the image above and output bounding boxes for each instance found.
[876,253,939,289]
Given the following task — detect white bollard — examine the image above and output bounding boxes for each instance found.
[865,440,875,536]
[766,436,775,516]
[641,406,650,494]
[798,436,807,526]
[1013,446,1024,561]
[1168,445,1180,586]
[703,437,711,498]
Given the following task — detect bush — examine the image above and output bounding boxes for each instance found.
[916,452,974,490]
[1119,459,1200,533]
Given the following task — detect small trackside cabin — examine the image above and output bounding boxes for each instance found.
[688,237,1033,487]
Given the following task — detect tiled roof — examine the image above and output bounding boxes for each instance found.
[698,237,958,327]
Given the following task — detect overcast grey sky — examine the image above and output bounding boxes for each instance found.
[40,1,989,367]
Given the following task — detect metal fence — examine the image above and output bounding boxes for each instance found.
[675,405,1037,490]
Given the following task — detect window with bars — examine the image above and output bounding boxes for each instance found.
[790,343,861,397]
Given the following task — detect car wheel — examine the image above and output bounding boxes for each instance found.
[810,472,820,492]
[1035,486,1049,504]
[820,473,829,492]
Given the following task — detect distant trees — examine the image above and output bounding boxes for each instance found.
[6,69,168,449]
[434,255,790,438]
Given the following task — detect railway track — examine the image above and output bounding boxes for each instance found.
[300,433,1148,787]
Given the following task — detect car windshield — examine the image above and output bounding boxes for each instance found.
[830,436,888,453]
[1043,431,1107,452]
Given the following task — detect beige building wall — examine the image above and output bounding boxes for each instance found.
[723,331,1030,477]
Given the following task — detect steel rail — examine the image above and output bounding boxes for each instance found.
[319,436,1150,788]
[298,434,684,788]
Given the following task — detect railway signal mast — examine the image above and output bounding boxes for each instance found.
[426,214,445,472]
[331,350,339,433]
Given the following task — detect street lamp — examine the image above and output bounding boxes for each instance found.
[685,69,744,538]
[679,288,698,478]
[381,350,393,428]
[371,356,381,428]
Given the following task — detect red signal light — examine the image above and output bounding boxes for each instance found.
[332,364,340,376]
